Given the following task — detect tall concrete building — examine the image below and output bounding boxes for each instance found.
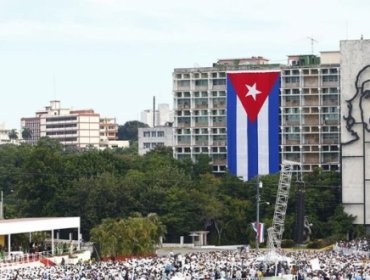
[280,52,341,172]
[174,54,341,174]
[21,100,118,149]
[173,58,276,173]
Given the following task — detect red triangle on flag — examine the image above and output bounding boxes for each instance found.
[228,72,279,123]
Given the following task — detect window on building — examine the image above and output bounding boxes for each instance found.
[212,79,226,86]
[286,134,300,140]
[195,79,208,86]
[322,75,338,82]
[286,115,300,122]
[285,77,300,83]
[143,143,150,149]
[323,134,339,142]
[177,80,190,87]
[157,131,164,137]
[143,131,150,137]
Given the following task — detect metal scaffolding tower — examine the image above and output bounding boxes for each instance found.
[267,161,298,255]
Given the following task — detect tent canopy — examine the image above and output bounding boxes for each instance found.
[0,217,80,235]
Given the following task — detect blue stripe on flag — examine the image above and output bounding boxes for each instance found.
[268,76,280,174]
[227,77,237,175]
[247,117,258,180]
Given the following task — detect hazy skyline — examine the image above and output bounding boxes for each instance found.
[0,0,368,129]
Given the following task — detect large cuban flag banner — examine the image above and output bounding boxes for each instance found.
[227,71,280,181]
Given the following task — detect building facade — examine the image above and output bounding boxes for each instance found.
[173,58,275,173]
[280,52,341,172]
[140,103,174,127]
[21,101,118,149]
[138,125,173,155]
[0,124,20,145]
[173,55,341,174]
[341,39,370,228]
[100,117,119,142]
[20,117,40,145]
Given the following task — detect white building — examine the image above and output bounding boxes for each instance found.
[0,124,20,145]
[140,103,174,127]
[21,101,118,149]
[138,125,173,155]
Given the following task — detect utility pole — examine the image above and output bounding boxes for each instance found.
[0,191,3,219]
[256,178,262,250]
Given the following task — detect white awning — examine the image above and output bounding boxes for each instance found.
[0,217,80,235]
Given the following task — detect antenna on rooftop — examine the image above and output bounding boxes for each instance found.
[307,36,318,54]
[53,73,57,100]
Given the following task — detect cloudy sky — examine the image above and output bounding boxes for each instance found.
[0,0,368,128]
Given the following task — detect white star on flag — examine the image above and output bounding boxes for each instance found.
[245,83,261,100]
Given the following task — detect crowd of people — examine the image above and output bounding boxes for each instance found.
[0,243,369,280]
[335,238,370,255]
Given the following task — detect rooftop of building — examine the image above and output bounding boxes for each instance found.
[174,63,283,73]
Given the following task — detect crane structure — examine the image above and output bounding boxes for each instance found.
[266,161,300,259]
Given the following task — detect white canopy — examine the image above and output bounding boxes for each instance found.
[0,217,81,256]
[0,217,80,235]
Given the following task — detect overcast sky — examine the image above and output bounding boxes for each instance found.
[0,0,368,129]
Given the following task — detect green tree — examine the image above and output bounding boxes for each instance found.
[8,129,18,140]
[118,121,148,142]
[16,138,66,217]
[21,128,32,140]
[90,213,166,257]
[328,205,355,239]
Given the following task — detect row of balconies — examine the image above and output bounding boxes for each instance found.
[283,144,339,152]
[283,119,339,126]
[177,121,226,128]
[175,84,225,91]
[176,140,226,147]
[176,102,226,110]
[283,81,339,89]
[283,138,339,145]
[283,100,339,107]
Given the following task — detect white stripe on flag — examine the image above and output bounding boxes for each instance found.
[236,98,248,180]
[258,97,269,175]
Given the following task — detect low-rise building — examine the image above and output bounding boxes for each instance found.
[138,124,173,155]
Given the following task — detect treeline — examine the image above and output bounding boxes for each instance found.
[0,138,358,245]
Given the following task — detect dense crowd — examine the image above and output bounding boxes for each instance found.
[335,238,370,253]
[0,246,369,280]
